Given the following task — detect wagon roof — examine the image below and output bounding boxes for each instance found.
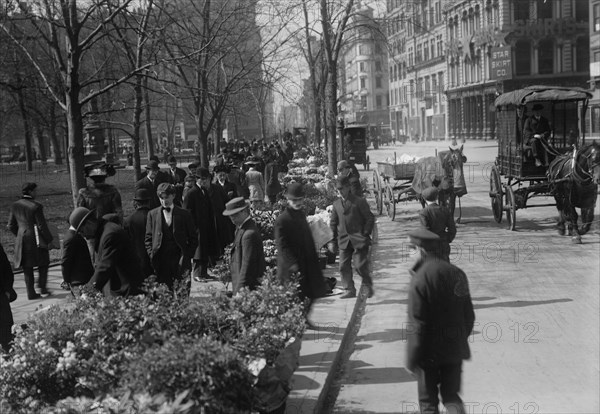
[494,85,592,108]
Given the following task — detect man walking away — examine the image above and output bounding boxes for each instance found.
[419,187,456,262]
[62,207,95,296]
[405,228,475,414]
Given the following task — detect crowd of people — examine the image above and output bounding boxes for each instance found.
[1,136,475,414]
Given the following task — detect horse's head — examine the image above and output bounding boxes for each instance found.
[588,141,600,184]
[444,145,467,196]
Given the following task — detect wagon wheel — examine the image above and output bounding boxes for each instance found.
[372,171,383,215]
[385,185,396,220]
[504,184,516,231]
[489,165,503,223]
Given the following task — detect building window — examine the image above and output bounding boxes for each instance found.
[361,96,367,109]
[514,0,529,22]
[514,40,531,76]
[376,76,382,88]
[430,39,435,59]
[360,77,366,89]
[575,37,590,73]
[438,71,444,92]
[435,1,441,23]
[376,61,382,72]
[376,95,383,109]
[538,39,554,75]
[594,4,600,32]
[575,0,588,23]
[424,43,429,61]
[360,62,366,72]
[592,107,600,134]
[536,0,552,19]
[437,36,443,57]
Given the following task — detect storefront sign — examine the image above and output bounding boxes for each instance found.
[507,17,586,38]
[490,46,512,80]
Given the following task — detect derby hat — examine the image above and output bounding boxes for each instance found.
[222,197,249,216]
[285,182,305,200]
[21,182,37,194]
[532,103,544,111]
[69,207,96,232]
[145,160,160,171]
[196,167,211,179]
[422,187,439,202]
[133,188,152,201]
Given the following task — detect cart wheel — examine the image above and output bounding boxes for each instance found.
[490,165,503,223]
[504,184,516,231]
[373,171,383,215]
[386,185,396,220]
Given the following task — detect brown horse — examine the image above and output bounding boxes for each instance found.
[548,142,600,243]
[412,145,467,220]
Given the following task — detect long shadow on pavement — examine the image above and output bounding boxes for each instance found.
[474,298,572,309]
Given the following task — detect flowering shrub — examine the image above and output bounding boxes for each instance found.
[251,208,280,240]
[0,274,305,413]
[263,239,277,268]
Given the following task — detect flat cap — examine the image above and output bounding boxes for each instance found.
[407,228,440,250]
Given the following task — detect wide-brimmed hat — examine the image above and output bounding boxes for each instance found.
[532,103,544,111]
[222,197,249,216]
[285,182,305,200]
[69,207,97,232]
[145,160,160,171]
[422,187,439,202]
[133,188,152,202]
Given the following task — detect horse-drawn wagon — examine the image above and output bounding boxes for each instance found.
[490,85,600,241]
[373,147,467,221]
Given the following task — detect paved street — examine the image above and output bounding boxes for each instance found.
[333,141,600,413]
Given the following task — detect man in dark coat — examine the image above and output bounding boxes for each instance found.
[338,160,363,197]
[223,197,265,295]
[215,165,238,201]
[264,151,283,204]
[123,188,154,278]
[135,160,173,209]
[419,187,456,262]
[1,242,17,352]
[62,207,95,295]
[206,171,235,255]
[166,155,187,206]
[183,168,219,281]
[145,184,197,290]
[329,177,375,299]
[7,182,53,299]
[523,103,552,166]
[275,183,328,326]
[405,228,475,414]
[79,208,145,297]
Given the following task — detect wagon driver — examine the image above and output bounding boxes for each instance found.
[523,103,551,167]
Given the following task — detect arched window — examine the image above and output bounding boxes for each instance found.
[538,39,554,75]
[515,40,531,76]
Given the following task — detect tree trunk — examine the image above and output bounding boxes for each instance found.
[195,115,209,168]
[215,115,222,156]
[132,75,144,180]
[49,102,62,165]
[17,87,33,172]
[143,76,154,159]
[66,96,86,208]
[325,67,338,176]
[35,122,47,164]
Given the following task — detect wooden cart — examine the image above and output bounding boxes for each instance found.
[373,155,418,220]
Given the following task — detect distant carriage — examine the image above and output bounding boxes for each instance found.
[490,85,600,241]
[373,146,467,222]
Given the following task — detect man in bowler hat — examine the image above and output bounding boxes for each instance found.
[145,183,197,291]
[405,228,475,414]
[223,197,265,294]
[419,186,456,261]
[62,207,95,296]
[329,176,375,299]
[275,182,328,326]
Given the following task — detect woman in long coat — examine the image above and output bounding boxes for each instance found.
[7,182,53,299]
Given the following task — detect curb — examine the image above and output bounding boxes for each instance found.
[313,234,377,413]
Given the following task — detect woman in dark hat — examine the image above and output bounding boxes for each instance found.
[77,161,123,222]
[7,182,53,299]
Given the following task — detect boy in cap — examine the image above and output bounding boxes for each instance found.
[419,186,456,262]
[223,197,265,294]
[337,160,362,196]
[145,183,197,291]
[405,228,475,414]
[523,103,551,166]
[329,176,375,299]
